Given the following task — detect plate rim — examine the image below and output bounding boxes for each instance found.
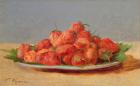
[16,61,121,71]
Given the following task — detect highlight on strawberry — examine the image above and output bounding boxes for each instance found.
[5,21,131,66]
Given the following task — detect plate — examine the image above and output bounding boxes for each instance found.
[17,61,121,71]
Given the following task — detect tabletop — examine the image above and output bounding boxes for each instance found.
[0,42,140,86]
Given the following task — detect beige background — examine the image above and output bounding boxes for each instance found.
[0,0,140,43]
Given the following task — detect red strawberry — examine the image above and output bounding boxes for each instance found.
[74,38,90,49]
[99,38,119,53]
[71,52,87,66]
[49,30,62,46]
[92,35,101,45]
[37,51,61,66]
[77,30,91,41]
[36,39,52,50]
[24,50,36,63]
[84,44,98,64]
[63,54,73,65]
[69,21,85,33]
[17,44,31,59]
[36,47,56,57]
[37,49,49,56]
[56,44,77,55]
[48,46,56,52]
[54,30,76,46]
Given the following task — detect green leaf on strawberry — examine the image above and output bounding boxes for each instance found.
[0,49,21,62]
[100,51,112,62]
[118,43,132,52]
[115,51,126,62]
[30,45,36,50]
[115,43,132,62]
[83,24,90,27]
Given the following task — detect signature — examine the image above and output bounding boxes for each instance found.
[5,78,28,85]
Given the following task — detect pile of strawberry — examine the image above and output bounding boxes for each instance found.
[17,22,119,66]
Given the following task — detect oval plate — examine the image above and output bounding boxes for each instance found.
[17,61,120,71]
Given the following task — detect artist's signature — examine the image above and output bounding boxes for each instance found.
[4,78,28,85]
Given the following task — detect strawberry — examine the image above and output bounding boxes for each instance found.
[69,21,85,33]
[56,44,77,55]
[37,51,61,65]
[37,49,49,56]
[49,30,62,46]
[71,52,87,66]
[90,43,97,49]
[37,46,56,56]
[24,50,36,63]
[99,38,119,53]
[48,46,56,52]
[62,54,73,65]
[36,39,52,50]
[54,30,76,46]
[91,35,101,45]
[98,48,113,61]
[74,38,90,49]
[84,44,98,64]
[77,30,91,41]
[17,44,31,59]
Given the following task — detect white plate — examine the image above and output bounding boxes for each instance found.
[17,61,120,71]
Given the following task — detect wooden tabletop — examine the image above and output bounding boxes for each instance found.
[0,42,140,86]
